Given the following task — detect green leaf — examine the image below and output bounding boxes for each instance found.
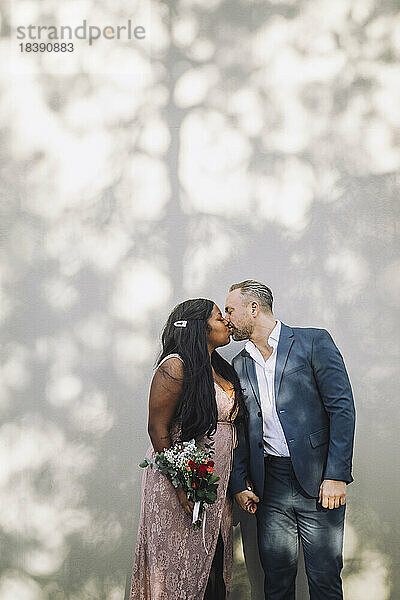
[139,460,148,468]
[206,491,217,503]
[208,475,219,484]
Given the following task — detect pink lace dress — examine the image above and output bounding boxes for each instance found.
[130,355,238,600]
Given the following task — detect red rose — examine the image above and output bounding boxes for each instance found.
[188,460,196,470]
[191,482,196,488]
[197,465,208,477]
[207,460,214,467]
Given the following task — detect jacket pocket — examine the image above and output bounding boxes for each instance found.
[285,363,306,376]
[309,427,329,448]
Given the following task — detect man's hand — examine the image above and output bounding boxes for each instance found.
[319,479,346,509]
[234,480,260,513]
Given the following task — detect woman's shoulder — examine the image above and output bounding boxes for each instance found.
[151,354,184,396]
[158,353,184,367]
[153,354,184,379]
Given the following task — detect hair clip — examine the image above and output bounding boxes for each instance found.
[174,320,187,327]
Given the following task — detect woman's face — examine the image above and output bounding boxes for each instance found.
[206,304,231,348]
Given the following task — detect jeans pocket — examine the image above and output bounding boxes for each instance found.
[291,476,303,498]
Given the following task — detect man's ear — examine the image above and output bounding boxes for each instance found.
[250,301,258,316]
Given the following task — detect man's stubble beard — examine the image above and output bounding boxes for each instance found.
[231,322,254,341]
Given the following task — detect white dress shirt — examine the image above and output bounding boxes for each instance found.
[245,320,290,457]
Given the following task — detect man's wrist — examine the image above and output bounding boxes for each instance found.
[323,473,350,483]
[230,477,249,496]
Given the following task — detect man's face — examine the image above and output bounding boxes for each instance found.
[225,288,254,341]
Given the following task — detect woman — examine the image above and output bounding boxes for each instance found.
[130,298,248,599]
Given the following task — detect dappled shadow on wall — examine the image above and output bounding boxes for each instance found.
[1,0,399,597]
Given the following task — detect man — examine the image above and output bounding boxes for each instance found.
[226,280,355,600]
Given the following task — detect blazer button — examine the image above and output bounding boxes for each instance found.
[258,442,262,448]
[258,411,262,418]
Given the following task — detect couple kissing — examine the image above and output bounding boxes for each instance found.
[130,279,356,600]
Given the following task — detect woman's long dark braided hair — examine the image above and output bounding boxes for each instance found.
[156,298,247,442]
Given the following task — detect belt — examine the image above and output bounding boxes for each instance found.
[264,454,291,463]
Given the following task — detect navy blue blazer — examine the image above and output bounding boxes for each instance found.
[229,324,356,499]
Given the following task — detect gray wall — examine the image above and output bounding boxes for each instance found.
[1,0,399,598]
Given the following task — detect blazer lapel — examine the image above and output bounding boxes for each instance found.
[243,351,262,410]
[274,323,294,399]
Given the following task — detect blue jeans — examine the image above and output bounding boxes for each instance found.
[256,456,345,600]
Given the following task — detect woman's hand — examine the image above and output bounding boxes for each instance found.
[176,488,194,519]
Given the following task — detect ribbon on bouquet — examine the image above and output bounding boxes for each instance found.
[193,501,208,555]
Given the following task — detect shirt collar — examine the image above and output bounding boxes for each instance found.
[245,320,281,365]
[269,320,281,343]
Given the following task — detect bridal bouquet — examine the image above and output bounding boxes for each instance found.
[140,439,220,531]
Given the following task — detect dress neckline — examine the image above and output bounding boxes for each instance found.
[214,380,235,399]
